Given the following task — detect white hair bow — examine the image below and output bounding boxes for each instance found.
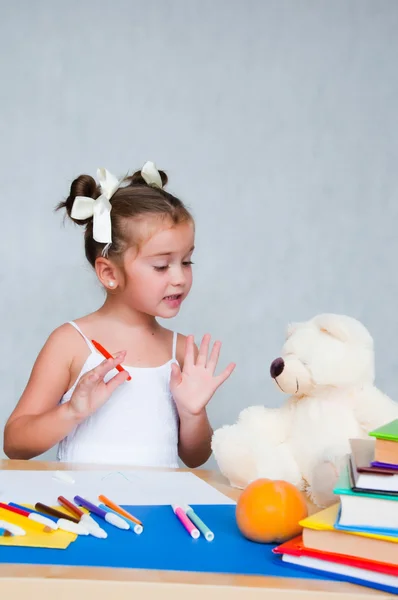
[71,168,123,244]
[70,161,162,246]
[141,161,163,188]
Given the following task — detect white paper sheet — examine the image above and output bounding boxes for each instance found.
[0,469,236,506]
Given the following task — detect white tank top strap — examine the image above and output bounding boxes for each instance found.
[172,331,178,361]
[68,321,96,353]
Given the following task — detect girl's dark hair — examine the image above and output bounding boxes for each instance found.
[56,167,193,267]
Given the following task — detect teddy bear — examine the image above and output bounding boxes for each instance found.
[211,313,398,507]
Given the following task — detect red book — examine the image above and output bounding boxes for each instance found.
[273,535,398,576]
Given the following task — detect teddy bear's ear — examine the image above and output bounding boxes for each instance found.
[312,313,373,347]
[286,322,298,338]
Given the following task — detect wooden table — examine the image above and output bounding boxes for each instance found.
[0,459,391,599]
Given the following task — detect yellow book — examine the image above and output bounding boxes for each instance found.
[299,503,398,564]
[0,506,77,549]
[299,503,398,543]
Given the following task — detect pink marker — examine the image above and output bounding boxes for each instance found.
[171,504,200,539]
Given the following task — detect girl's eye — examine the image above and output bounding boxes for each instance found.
[153,261,194,272]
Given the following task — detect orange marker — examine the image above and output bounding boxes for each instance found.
[91,340,131,381]
[98,494,142,527]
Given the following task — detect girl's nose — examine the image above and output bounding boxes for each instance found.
[170,266,185,286]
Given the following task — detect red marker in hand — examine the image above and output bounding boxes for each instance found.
[92,339,131,381]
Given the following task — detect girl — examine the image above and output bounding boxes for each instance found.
[4,162,235,468]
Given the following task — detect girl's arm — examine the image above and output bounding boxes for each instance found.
[172,334,235,468]
[177,409,213,468]
[3,326,127,459]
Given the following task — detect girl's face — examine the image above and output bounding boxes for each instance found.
[119,220,195,318]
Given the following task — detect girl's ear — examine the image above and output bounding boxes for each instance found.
[94,257,120,290]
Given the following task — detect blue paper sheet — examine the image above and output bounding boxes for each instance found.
[0,505,328,581]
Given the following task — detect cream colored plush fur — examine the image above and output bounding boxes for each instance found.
[212,314,398,507]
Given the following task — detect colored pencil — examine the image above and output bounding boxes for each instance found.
[91,340,131,380]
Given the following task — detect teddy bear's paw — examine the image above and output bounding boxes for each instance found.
[308,485,336,509]
[256,443,302,487]
[308,460,341,508]
[211,425,258,489]
[237,406,288,444]
[320,446,349,471]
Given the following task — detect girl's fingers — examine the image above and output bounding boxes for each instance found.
[77,371,100,393]
[184,335,195,368]
[206,340,222,374]
[170,362,182,388]
[215,362,236,387]
[196,334,211,367]
[92,351,127,378]
[104,369,130,394]
[76,351,127,392]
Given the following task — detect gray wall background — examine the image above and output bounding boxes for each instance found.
[1,0,398,466]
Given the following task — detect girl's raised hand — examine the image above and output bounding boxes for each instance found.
[170,334,235,417]
[68,351,129,420]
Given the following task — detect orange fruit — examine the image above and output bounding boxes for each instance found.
[236,478,308,544]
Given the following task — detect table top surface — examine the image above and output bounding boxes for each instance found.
[0,459,390,598]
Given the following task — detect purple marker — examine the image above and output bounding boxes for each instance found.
[74,496,129,530]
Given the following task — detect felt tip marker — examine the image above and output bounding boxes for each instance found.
[171,504,200,539]
[91,340,131,381]
[98,494,143,527]
[183,505,214,541]
[53,471,75,484]
[0,519,26,537]
[98,504,143,534]
[74,496,129,530]
[57,496,107,538]
[2,503,58,531]
[32,503,90,536]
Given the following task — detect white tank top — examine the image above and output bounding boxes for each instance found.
[57,322,180,468]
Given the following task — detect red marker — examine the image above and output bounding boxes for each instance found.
[0,503,56,531]
[91,340,131,381]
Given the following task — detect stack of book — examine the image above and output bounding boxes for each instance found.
[273,419,398,594]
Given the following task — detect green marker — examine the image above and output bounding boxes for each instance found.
[184,505,214,541]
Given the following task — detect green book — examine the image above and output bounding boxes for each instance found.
[333,460,398,502]
[333,460,398,531]
[368,419,398,441]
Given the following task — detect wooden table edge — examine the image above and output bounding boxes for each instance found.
[0,459,392,599]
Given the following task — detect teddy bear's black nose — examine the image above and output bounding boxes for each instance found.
[270,357,285,379]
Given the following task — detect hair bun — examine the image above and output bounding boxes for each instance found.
[129,168,168,188]
[57,174,99,225]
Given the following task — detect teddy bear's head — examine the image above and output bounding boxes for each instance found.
[269,313,375,396]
